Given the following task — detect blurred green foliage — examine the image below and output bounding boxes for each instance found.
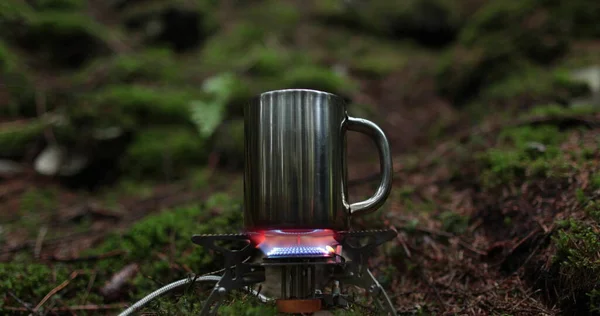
[2,0,600,313]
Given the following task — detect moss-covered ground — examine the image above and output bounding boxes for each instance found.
[2,0,600,315]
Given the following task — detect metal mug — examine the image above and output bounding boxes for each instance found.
[243,89,392,231]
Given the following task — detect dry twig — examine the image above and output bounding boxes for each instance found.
[33,271,80,312]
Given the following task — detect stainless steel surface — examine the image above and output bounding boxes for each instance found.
[244,89,392,231]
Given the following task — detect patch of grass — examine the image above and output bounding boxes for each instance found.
[121,126,208,179]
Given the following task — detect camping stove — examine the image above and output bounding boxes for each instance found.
[191,89,396,314]
[192,228,397,315]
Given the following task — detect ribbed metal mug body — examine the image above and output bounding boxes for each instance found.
[243,89,392,231]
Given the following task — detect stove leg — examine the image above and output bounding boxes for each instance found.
[310,266,316,296]
[365,269,396,316]
[281,266,287,298]
[337,268,397,316]
[199,283,224,316]
[290,266,296,298]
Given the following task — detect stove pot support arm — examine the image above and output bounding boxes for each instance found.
[346,116,393,216]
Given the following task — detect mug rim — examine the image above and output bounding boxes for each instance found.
[249,89,344,105]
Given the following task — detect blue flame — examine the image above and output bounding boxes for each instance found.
[266,246,329,257]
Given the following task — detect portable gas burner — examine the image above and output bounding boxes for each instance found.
[192,89,396,315]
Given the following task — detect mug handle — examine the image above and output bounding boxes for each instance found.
[346,116,393,216]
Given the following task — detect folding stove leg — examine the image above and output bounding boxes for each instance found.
[200,286,224,316]
[191,234,265,316]
[334,229,398,316]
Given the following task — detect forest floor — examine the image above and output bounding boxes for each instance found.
[2,89,600,316]
[2,0,600,315]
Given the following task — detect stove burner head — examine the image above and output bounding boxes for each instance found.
[266,246,332,258]
[249,229,340,259]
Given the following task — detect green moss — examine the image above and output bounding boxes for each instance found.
[439,211,469,235]
[592,174,600,191]
[499,125,565,149]
[436,0,600,104]
[31,0,85,10]
[200,23,267,72]
[589,289,600,313]
[584,201,600,223]
[435,45,528,104]
[0,42,36,117]
[459,0,568,64]
[339,36,423,77]
[524,103,600,118]
[219,298,278,316]
[88,85,201,125]
[553,2,600,38]
[479,68,591,106]
[0,120,46,157]
[552,219,600,310]
[26,11,107,38]
[241,0,300,35]
[317,0,464,48]
[73,48,181,85]
[478,125,572,188]
[15,11,110,67]
[89,193,243,297]
[246,46,292,76]
[0,0,35,23]
[20,187,57,213]
[0,263,66,306]
[121,126,207,178]
[0,263,101,311]
[282,65,357,96]
[0,41,21,73]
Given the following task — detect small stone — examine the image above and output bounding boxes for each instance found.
[34,145,65,176]
[570,65,600,94]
